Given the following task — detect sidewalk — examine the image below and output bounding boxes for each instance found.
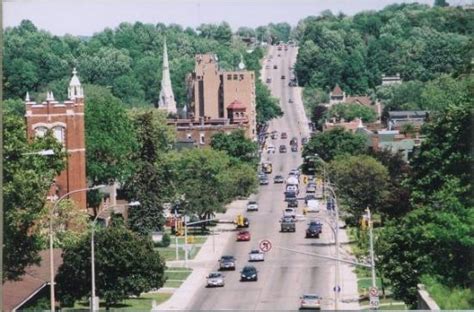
[154,199,248,311]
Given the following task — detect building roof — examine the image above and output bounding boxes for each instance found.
[346,96,372,106]
[388,111,429,118]
[331,84,343,96]
[3,249,63,312]
[227,100,246,110]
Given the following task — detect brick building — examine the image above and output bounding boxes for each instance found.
[25,68,87,209]
[183,53,257,141]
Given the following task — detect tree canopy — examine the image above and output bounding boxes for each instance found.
[210,130,259,166]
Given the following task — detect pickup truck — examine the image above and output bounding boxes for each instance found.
[280,217,296,232]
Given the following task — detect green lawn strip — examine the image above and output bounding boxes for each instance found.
[155,244,202,262]
[72,293,172,310]
[357,277,383,293]
[165,270,192,280]
[163,280,184,288]
[176,235,208,245]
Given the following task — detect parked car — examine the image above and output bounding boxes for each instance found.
[299,294,322,309]
[248,249,265,262]
[291,145,298,152]
[305,221,322,238]
[279,145,287,153]
[206,272,225,287]
[240,265,258,281]
[281,75,286,79]
[281,132,288,139]
[274,175,285,183]
[301,137,308,145]
[246,201,259,212]
[218,255,236,271]
[266,78,272,83]
[237,230,251,241]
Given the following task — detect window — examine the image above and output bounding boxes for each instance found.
[200,133,205,145]
[53,126,65,144]
[240,74,244,80]
[34,126,48,138]
[227,74,232,80]
[233,74,238,80]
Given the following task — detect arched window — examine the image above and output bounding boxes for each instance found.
[52,126,65,144]
[35,126,48,138]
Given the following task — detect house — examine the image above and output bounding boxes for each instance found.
[3,249,63,312]
[387,111,429,130]
[327,84,382,120]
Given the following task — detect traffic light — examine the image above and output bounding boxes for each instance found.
[303,175,308,185]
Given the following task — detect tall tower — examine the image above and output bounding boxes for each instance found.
[158,38,177,114]
[25,68,87,209]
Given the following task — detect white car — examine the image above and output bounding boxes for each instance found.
[247,201,259,212]
[286,185,298,193]
[206,272,225,287]
[283,208,296,219]
[248,249,265,262]
[306,199,320,213]
[299,294,321,309]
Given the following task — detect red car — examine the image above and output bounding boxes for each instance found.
[236,231,251,241]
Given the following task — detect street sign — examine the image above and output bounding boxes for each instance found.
[259,239,272,252]
[369,298,379,309]
[369,287,379,297]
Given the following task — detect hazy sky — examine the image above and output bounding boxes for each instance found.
[3,0,470,36]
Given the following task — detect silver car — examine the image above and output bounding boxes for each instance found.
[206,272,225,287]
[247,201,259,212]
[299,294,321,309]
[248,249,265,262]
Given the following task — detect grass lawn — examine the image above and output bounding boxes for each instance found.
[155,245,201,262]
[73,292,172,310]
[165,270,192,280]
[358,277,383,292]
[176,235,208,245]
[163,280,184,288]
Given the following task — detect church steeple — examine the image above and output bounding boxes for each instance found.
[158,38,177,114]
[68,68,84,100]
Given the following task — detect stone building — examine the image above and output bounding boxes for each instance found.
[25,68,87,209]
[183,53,257,141]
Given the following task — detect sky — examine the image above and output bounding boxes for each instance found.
[3,0,471,36]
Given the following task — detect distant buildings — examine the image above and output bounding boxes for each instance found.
[387,110,429,131]
[381,73,402,86]
[327,84,382,121]
[25,68,87,209]
[167,53,257,146]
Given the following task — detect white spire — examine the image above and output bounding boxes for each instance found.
[68,67,84,100]
[50,91,55,101]
[25,92,30,102]
[158,38,177,114]
[238,54,245,70]
[357,117,364,128]
[46,91,52,101]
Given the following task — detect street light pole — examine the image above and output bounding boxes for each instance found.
[367,208,377,290]
[49,185,105,312]
[184,218,215,268]
[90,201,139,311]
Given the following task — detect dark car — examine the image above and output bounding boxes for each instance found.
[281,75,286,79]
[285,190,297,202]
[306,221,323,238]
[287,198,298,208]
[279,145,287,153]
[301,137,308,145]
[240,265,258,281]
[273,65,278,69]
[281,132,288,139]
[290,137,298,146]
[291,145,298,152]
[219,255,236,271]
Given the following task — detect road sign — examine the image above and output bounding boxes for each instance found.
[259,239,272,253]
[369,287,379,297]
[333,286,341,292]
[369,298,379,309]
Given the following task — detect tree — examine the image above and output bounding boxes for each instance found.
[434,0,449,8]
[3,110,66,280]
[324,103,377,123]
[376,178,474,307]
[255,80,283,124]
[56,220,166,308]
[84,85,138,186]
[328,155,389,220]
[302,127,367,165]
[210,130,259,166]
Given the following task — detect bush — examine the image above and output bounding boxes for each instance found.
[421,275,474,309]
[155,233,171,248]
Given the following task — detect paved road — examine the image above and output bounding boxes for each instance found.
[187,45,344,310]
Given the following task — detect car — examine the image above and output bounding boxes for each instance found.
[281,132,288,139]
[291,145,298,152]
[306,199,320,213]
[304,194,316,204]
[206,272,225,287]
[218,255,236,271]
[284,190,297,202]
[246,201,258,212]
[288,98,294,103]
[266,78,272,83]
[279,145,287,153]
[240,265,258,281]
[290,137,298,146]
[237,230,251,241]
[301,137,309,145]
[286,184,298,193]
[258,172,267,179]
[271,133,278,139]
[306,185,316,194]
[281,75,286,79]
[236,217,250,228]
[248,249,265,262]
[277,54,281,57]
[265,65,270,69]
[273,65,278,69]
[299,294,322,309]
[267,145,276,153]
[283,208,296,219]
[306,221,322,238]
[280,216,296,232]
[259,176,269,185]
[274,175,285,183]
[290,168,300,176]
[287,198,298,208]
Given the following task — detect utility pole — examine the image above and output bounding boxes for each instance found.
[367,207,378,310]
[175,210,179,261]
